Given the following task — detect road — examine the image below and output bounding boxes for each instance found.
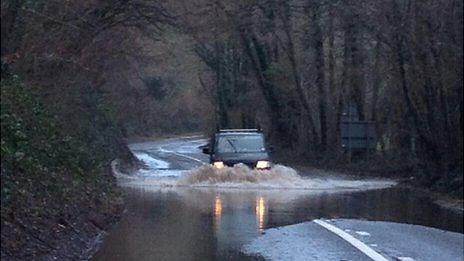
[93,136,463,261]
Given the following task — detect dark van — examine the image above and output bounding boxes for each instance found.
[201,129,272,169]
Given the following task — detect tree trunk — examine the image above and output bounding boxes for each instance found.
[239,30,290,142]
[281,2,319,144]
[311,5,328,148]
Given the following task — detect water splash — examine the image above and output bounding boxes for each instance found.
[176,164,395,190]
[134,152,170,170]
[178,164,300,188]
[116,155,395,191]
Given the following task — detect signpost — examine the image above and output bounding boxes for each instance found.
[340,106,377,161]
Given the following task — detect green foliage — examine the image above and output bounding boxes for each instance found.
[1,58,128,259]
[0,69,120,213]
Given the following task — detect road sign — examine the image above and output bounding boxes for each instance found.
[340,105,377,153]
[340,121,377,151]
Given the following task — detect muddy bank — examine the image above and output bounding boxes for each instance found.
[0,167,123,261]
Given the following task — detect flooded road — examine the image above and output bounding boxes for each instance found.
[93,137,463,261]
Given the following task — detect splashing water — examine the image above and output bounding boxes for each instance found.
[176,164,395,190]
[116,153,396,191]
[177,164,302,188]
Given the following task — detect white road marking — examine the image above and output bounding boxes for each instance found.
[313,219,388,261]
[167,150,207,165]
[158,145,207,165]
[397,257,415,261]
[356,231,371,236]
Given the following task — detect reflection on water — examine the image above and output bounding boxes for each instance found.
[93,187,463,261]
[255,197,266,232]
[213,195,222,231]
[213,194,267,235]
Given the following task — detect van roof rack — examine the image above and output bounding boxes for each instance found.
[219,129,260,133]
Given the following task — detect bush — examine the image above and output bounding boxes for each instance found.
[1,67,124,259]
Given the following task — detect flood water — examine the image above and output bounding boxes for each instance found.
[92,137,463,260]
[92,186,463,261]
